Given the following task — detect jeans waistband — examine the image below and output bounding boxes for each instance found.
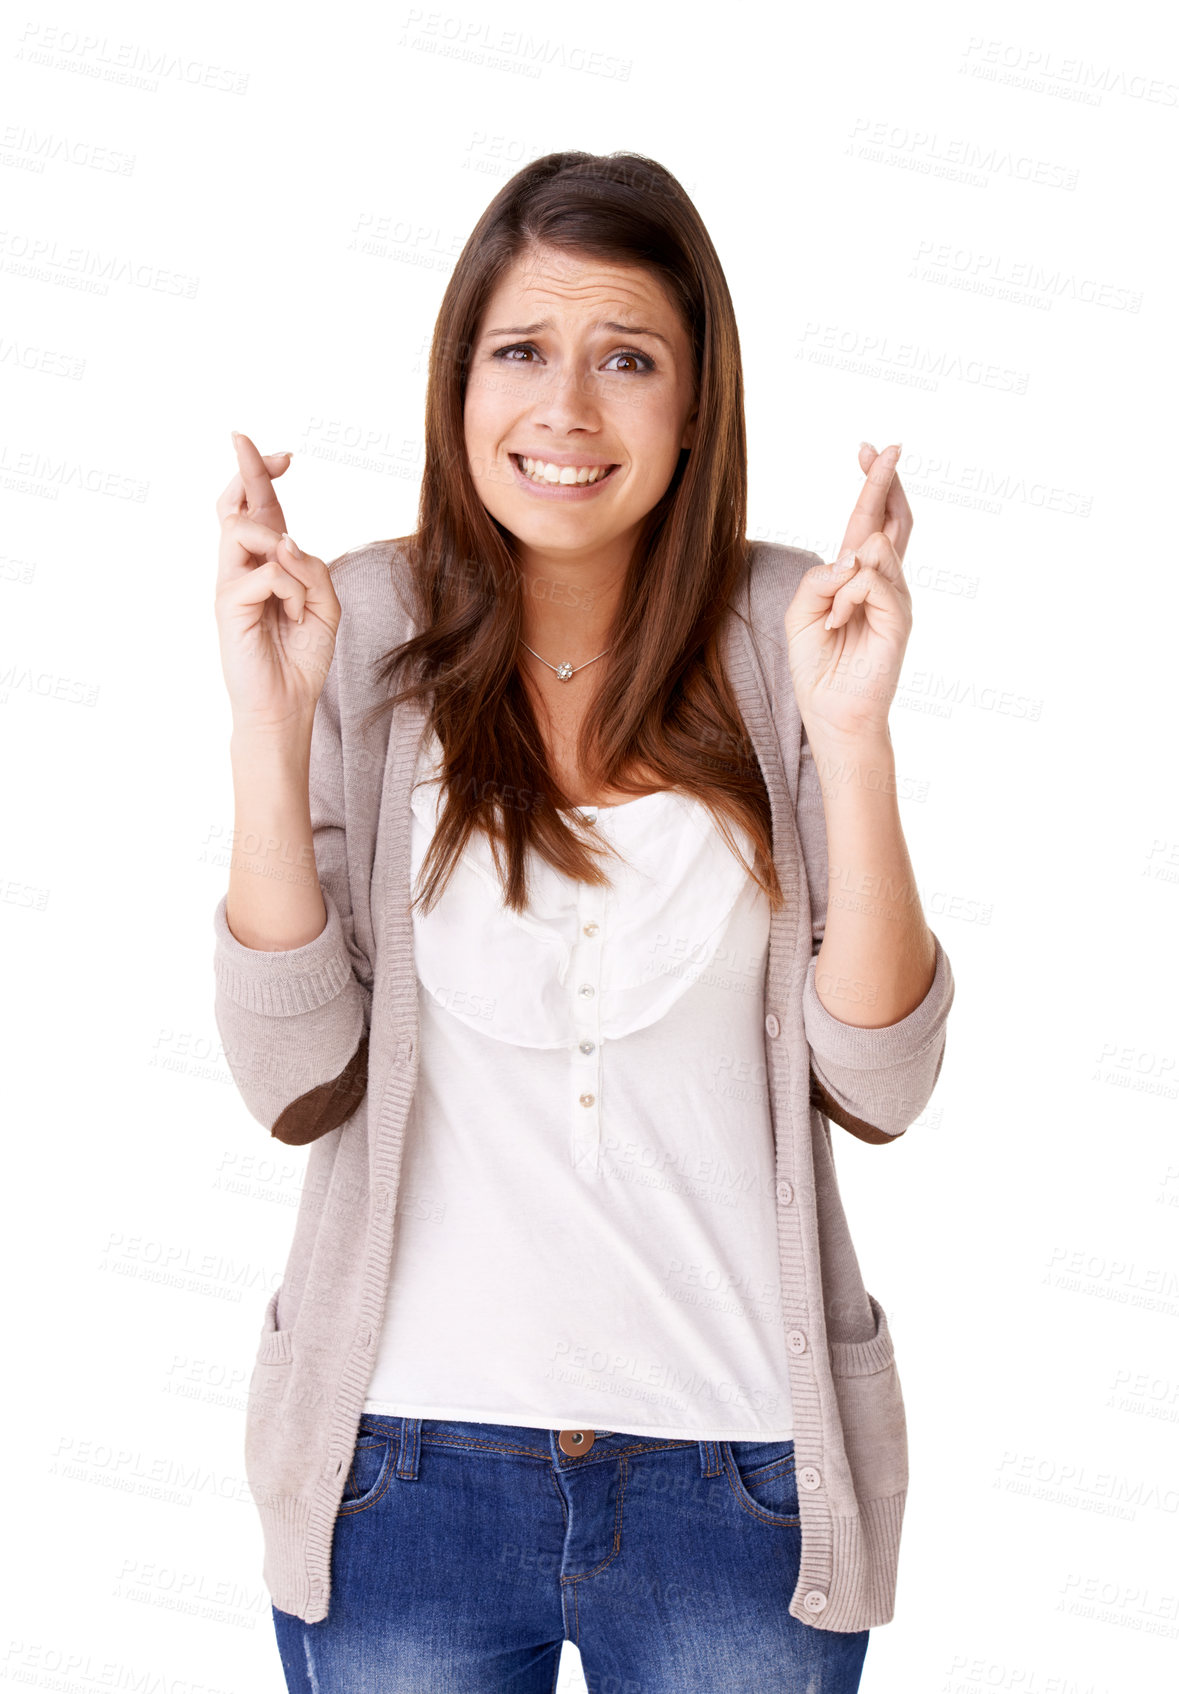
[356,1413,733,1478]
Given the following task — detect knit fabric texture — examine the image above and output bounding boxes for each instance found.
[212,538,956,1632]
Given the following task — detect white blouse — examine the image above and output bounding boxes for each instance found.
[361,727,795,1440]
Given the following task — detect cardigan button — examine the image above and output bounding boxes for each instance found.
[776,1180,794,1204]
[786,1329,807,1355]
[803,1589,828,1614]
[764,1013,780,1038]
[798,1465,821,1490]
[558,1428,595,1457]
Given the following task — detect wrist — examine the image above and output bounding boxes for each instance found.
[803,723,898,807]
[229,728,314,788]
[803,718,894,761]
[230,716,315,755]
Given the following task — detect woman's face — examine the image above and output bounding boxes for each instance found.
[463,244,698,566]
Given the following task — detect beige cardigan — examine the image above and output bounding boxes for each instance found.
[212,537,956,1633]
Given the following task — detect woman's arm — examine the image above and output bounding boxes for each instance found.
[793,718,955,1145]
[784,443,955,1141]
[803,724,936,1028]
[213,620,373,1145]
[225,726,326,951]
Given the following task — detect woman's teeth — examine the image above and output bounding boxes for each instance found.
[516,456,615,485]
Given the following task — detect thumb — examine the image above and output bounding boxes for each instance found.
[788,551,859,626]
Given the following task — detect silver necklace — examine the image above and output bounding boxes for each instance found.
[519,640,613,683]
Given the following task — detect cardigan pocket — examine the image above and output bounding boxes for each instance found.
[244,1284,297,1514]
[255,1283,294,1365]
[244,1285,294,1431]
[827,1292,908,1502]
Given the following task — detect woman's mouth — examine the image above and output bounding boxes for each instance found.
[509,453,621,496]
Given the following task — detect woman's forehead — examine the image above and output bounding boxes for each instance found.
[482,249,677,320]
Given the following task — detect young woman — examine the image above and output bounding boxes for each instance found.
[213,151,954,1694]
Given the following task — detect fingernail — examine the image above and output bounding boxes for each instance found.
[297,609,305,625]
[821,551,857,581]
[231,430,240,450]
[888,442,902,459]
[281,532,303,557]
[859,440,876,454]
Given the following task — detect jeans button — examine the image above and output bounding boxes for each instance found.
[558,1428,596,1457]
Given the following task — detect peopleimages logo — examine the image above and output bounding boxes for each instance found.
[398,10,632,81]
[911,239,1142,314]
[958,35,1179,108]
[848,116,1080,191]
[795,321,1031,396]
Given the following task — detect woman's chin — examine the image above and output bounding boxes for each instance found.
[490,501,629,551]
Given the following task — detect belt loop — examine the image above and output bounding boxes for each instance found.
[394,1416,422,1480]
[698,1440,724,1477]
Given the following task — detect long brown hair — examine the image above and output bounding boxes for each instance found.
[362,149,783,916]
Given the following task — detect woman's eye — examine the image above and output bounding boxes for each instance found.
[489,344,655,372]
[603,350,656,373]
[492,343,539,362]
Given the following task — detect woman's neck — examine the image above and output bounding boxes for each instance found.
[516,541,629,664]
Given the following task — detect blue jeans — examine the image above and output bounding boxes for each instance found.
[272,1413,870,1692]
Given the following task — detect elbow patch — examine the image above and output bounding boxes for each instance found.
[269,1035,369,1146]
[809,1068,904,1146]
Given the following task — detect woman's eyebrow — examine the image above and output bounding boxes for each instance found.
[482,319,670,345]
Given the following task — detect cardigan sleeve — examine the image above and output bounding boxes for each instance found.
[212,636,372,1146]
[794,724,955,1144]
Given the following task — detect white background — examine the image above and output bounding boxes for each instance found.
[3,0,1177,1689]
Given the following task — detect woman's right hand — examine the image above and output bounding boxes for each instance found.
[215,432,342,736]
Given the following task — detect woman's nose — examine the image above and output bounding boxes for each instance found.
[527,366,603,431]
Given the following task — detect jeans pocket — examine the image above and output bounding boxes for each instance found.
[724,1437,800,1525]
[338,1432,393,1515]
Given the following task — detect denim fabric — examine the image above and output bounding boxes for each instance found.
[272,1413,870,1692]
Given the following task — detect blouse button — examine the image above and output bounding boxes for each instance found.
[578,983,595,998]
[582,921,599,938]
[579,1040,595,1055]
[764,1012,781,1038]
[579,1093,595,1108]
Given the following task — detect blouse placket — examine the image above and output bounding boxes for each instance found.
[569,808,606,1177]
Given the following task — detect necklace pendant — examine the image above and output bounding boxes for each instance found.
[555,661,574,682]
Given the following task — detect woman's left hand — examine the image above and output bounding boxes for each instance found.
[783,441,915,744]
